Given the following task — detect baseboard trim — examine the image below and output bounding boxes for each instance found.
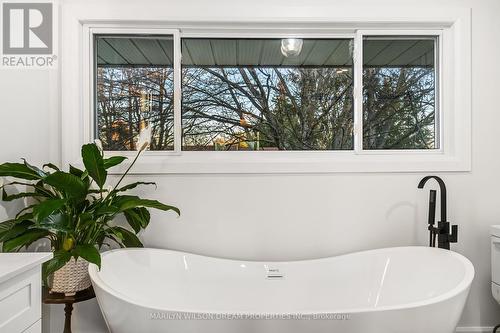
[456,327,494,333]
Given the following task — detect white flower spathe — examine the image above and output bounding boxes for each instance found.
[137,125,151,151]
[94,139,103,152]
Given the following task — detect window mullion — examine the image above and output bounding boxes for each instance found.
[173,30,182,154]
[353,31,363,153]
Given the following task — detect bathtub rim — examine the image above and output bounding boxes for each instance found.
[88,246,474,315]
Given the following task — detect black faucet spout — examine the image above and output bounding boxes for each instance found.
[418,175,447,222]
[417,175,457,250]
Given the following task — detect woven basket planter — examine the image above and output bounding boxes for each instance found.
[48,257,91,296]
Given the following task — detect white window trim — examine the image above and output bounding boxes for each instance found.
[354,30,444,154]
[84,27,182,156]
[62,8,471,174]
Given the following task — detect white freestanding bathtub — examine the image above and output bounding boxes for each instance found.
[89,246,474,333]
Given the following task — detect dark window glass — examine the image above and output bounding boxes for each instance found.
[94,35,438,152]
[363,37,438,149]
[181,38,354,151]
[95,35,174,151]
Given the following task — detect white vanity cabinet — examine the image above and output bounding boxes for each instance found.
[0,253,52,333]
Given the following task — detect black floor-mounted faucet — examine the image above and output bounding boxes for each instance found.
[417,176,458,250]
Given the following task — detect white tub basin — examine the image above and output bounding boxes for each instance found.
[89,246,474,333]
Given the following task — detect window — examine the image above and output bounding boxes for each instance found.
[74,16,470,173]
[94,34,439,152]
[95,35,175,151]
[362,37,438,150]
[181,38,354,151]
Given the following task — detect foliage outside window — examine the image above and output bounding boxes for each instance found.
[181,39,354,151]
[363,37,437,149]
[96,36,174,151]
[94,35,438,152]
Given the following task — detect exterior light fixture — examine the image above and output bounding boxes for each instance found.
[281,38,303,57]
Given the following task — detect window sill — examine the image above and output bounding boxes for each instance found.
[81,150,471,174]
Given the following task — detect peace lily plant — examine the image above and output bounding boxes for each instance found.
[0,139,179,293]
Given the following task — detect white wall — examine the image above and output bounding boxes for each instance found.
[0,69,57,228]
[1,0,499,332]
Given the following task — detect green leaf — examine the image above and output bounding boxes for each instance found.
[33,180,55,198]
[42,163,60,172]
[32,199,67,222]
[82,144,107,188]
[0,162,43,180]
[15,204,37,219]
[44,171,87,199]
[2,181,53,198]
[22,159,47,178]
[2,188,44,202]
[38,212,70,232]
[123,209,142,233]
[115,196,180,215]
[103,156,127,169]
[78,219,96,232]
[0,214,34,242]
[13,212,33,222]
[78,212,93,224]
[116,182,156,193]
[95,204,119,216]
[123,207,150,232]
[1,181,35,188]
[0,219,17,234]
[43,250,72,281]
[137,207,150,228]
[72,244,101,268]
[96,234,107,248]
[69,164,84,177]
[2,228,49,252]
[108,227,143,247]
[0,220,34,242]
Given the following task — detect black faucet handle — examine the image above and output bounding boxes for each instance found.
[428,225,441,232]
[428,190,437,226]
[449,224,458,243]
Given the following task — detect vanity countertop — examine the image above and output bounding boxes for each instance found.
[0,252,53,284]
[491,225,500,238]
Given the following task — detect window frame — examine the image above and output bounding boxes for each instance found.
[70,14,470,174]
[88,28,182,156]
[355,31,442,153]
[179,35,356,152]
